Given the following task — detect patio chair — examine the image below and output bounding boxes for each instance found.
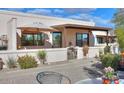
[36,71,71,84]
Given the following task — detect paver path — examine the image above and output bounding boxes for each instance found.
[0,58,96,84]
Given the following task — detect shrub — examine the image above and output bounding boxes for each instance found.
[99,49,103,59]
[104,45,111,54]
[101,53,121,70]
[6,57,17,68]
[37,50,47,64]
[112,54,121,70]
[101,53,113,67]
[17,55,38,69]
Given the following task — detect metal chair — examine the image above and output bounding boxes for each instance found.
[36,71,71,84]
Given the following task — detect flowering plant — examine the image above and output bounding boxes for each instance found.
[102,67,119,84]
[103,67,115,79]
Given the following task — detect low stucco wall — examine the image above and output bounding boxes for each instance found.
[77,47,104,59]
[0,47,104,68]
[0,48,67,68]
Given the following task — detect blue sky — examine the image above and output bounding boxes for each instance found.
[0,8,117,28]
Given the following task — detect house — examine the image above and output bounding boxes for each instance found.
[0,10,114,51]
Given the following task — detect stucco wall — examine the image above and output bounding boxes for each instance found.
[77,47,104,59]
[0,48,67,68]
[0,47,105,68]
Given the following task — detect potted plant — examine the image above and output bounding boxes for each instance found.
[120,49,124,57]
[83,44,89,57]
[37,50,47,64]
[102,67,119,84]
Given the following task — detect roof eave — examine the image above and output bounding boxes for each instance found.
[52,24,112,31]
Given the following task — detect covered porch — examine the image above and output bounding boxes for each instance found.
[17,22,59,49]
[53,24,112,47]
[16,23,112,49]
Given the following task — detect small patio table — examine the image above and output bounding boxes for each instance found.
[75,78,124,84]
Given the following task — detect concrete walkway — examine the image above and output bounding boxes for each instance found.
[0,58,96,84]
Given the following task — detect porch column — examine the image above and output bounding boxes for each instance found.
[106,30,109,46]
[89,30,94,46]
[49,32,53,45]
[17,29,22,49]
[8,18,17,50]
[63,27,67,47]
[94,35,98,45]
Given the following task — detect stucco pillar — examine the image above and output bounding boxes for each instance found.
[106,31,109,46]
[94,34,98,46]
[62,27,67,47]
[89,31,94,46]
[49,32,53,44]
[8,18,17,50]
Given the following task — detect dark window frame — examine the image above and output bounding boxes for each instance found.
[97,37,104,44]
[52,32,62,48]
[21,33,45,46]
[76,33,89,47]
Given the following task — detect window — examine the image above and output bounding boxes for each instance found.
[97,37,104,44]
[52,32,62,48]
[21,33,45,46]
[76,33,89,47]
[76,33,82,47]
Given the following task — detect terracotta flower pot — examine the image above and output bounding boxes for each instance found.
[121,51,124,57]
[102,78,111,84]
[102,78,119,84]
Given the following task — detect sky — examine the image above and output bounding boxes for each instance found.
[0,8,117,28]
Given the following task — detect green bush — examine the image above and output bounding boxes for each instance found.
[17,55,38,69]
[101,53,113,67]
[101,53,121,70]
[99,49,103,59]
[37,50,47,64]
[6,57,17,68]
[112,54,121,70]
[104,45,111,54]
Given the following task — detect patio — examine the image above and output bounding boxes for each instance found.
[0,58,98,84]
